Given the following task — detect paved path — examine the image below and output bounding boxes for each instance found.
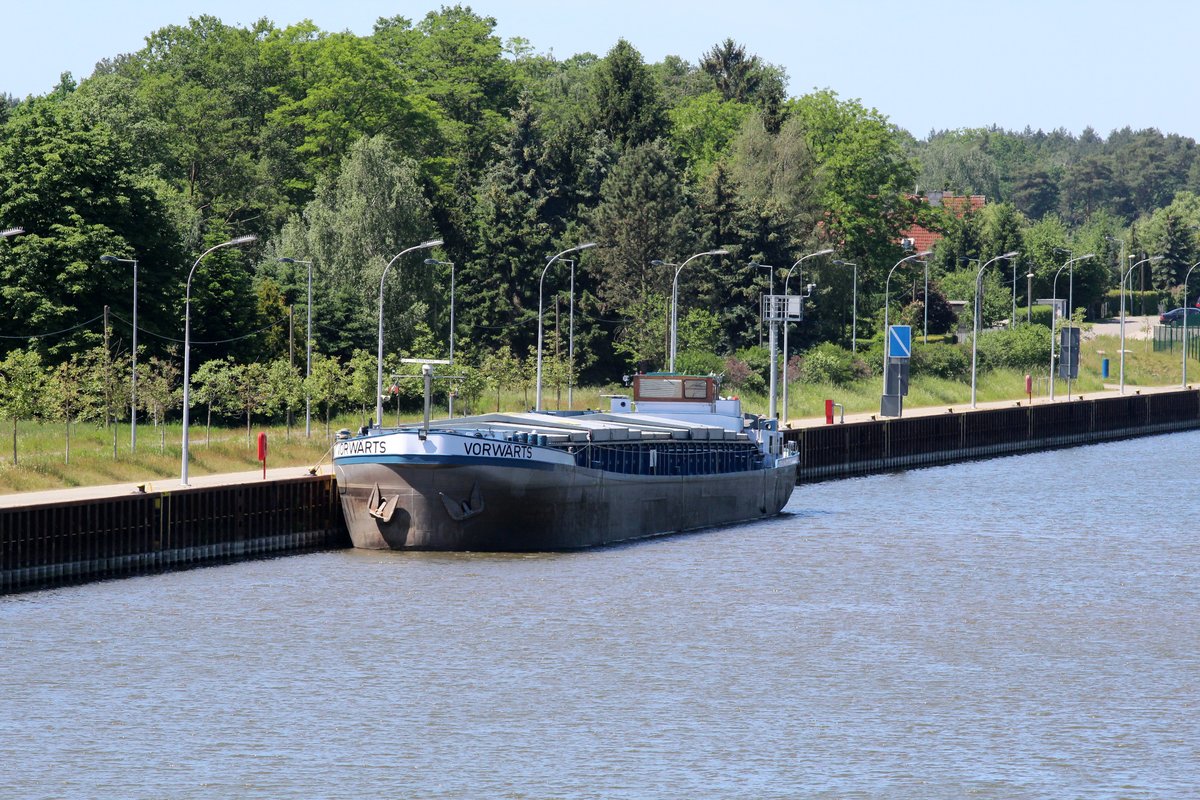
[0,465,332,509]
[785,382,1187,429]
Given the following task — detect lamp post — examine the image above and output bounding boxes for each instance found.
[100,254,139,451]
[970,251,1020,408]
[652,249,728,373]
[1048,253,1095,401]
[537,242,596,411]
[882,250,932,398]
[1183,260,1200,387]
[562,259,575,407]
[1,227,23,239]
[780,248,833,423]
[424,257,457,416]
[375,239,443,427]
[278,257,314,436]
[752,262,783,420]
[832,260,858,352]
[1119,255,1163,394]
[180,234,257,486]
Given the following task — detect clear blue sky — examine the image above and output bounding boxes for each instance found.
[5,0,1199,141]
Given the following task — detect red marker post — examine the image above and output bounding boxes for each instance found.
[257,431,268,479]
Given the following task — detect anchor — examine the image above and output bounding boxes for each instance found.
[367,483,400,523]
[440,482,485,522]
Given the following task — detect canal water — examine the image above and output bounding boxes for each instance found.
[2,432,1197,799]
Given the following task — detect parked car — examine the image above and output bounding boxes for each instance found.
[1159,307,1200,326]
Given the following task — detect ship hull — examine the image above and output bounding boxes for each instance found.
[334,459,797,551]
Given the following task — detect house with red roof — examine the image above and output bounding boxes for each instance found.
[899,192,986,252]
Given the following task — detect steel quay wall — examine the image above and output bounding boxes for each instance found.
[1,475,350,596]
[787,389,1200,481]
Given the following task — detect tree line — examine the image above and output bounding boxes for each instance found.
[3,5,1200,430]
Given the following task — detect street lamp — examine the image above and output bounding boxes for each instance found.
[1119,255,1163,394]
[180,234,257,486]
[781,248,833,424]
[1048,253,1095,402]
[423,257,457,415]
[1183,260,1200,387]
[537,242,596,411]
[100,254,139,451]
[375,239,443,427]
[278,257,314,436]
[832,260,858,352]
[970,251,1020,408]
[882,250,932,399]
[652,249,728,373]
[1,227,23,238]
[562,259,576,407]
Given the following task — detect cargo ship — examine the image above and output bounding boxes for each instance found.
[332,373,798,550]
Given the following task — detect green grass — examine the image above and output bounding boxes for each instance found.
[1,338,1195,494]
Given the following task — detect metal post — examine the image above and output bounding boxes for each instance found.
[655,250,727,374]
[100,254,139,450]
[781,248,832,425]
[924,258,930,344]
[181,234,257,486]
[1183,262,1200,386]
[306,260,312,435]
[834,260,859,352]
[767,316,778,421]
[970,252,1020,408]
[538,243,596,411]
[279,257,314,437]
[1120,255,1162,394]
[882,251,931,400]
[376,239,442,427]
[567,259,575,408]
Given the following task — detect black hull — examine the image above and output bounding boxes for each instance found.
[335,461,797,551]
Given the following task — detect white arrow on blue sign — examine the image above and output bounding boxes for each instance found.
[888,325,912,359]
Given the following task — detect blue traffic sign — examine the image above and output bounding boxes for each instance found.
[888,325,912,359]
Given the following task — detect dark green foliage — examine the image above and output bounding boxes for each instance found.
[589,39,668,148]
[897,284,957,336]
[974,324,1052,372]
[798,342,861,385]
[910,342,970,380]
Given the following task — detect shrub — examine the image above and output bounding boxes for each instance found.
[974,324,1051,371]
[675,349,723,377]
[910,341,970,380]
[723,356,765,394]
[798,342,862,385]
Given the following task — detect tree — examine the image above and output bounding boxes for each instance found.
[0,346,48,464]
[667,91,753,179]
[229,361,272,447]
[699,38,786,123]
[267,358,303,441]
[460,97,558,353]
[0,95,182,355]
[589,39,668,148]
[478,344,522,411]
[140,352,182,453]
[190,357,235,446]
[47,356,88,464]
[265,134,436,360]
[306,352,347,436]
[588,140,694,313]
